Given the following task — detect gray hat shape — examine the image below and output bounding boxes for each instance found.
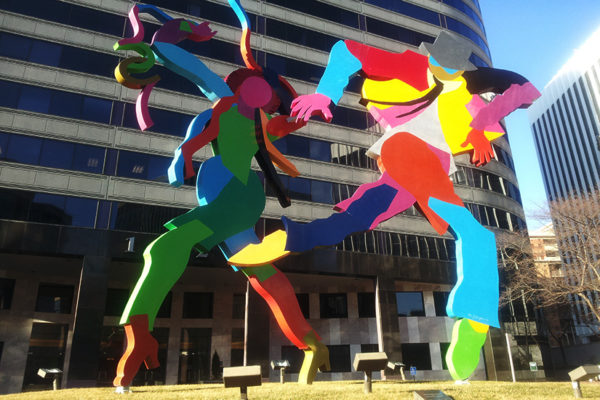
[419,30,476,71]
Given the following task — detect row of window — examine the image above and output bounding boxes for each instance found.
[263,0,490,59]
[0,76,370,135]
[0,279,450,320]
[0,129,522,205]
[441,0,485,34]
[3,0,490,77]
[451,165,522,204]
[336,205,527,258]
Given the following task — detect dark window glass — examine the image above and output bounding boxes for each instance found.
[401,343,431,370]
[265,18,339,52]
[469,52,489,68]
[357,292,376,318]
[446,17,490,59]
[361,344,379,353]
[309,139,331,162]
[433,291,449,317]
[50,89,83,119]
[265,0,359,28]
[21,323,68,391]
[442,0,485,33]
[18,86,51,113]
[73,144,105,174]
[29,41,62,66]
[365,0,440,26]
[35,284,74,314]
[104,288,130,317]
[156,291,172,318]
[110,201,187,233]
[116,150,171,183]
[288,177,311,201]
[440,342,450,370]
[6,134,42,164]
[82,97,112,124]
[0,32,32,59]
[182,292,213,318]
[29,193,69,225]
[39,140,74,169]
[281,345,304,373]
[231,328,244,366]
[320,293,348,318]
[296,293,310,319]
[365,16,435,46]
[396,292,425,316]
[0,80,20,108]
[232,293,245,319]
[327,345,351,372]
[0,132,8,160]
[311,180,333,204]
[0,278,16,310]
[64,197,98,227]
[179,327,212,383]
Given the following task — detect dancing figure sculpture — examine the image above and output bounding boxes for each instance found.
[112,2,329,391]
[230,31,541,380]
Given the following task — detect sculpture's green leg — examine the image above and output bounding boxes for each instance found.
[120,219,213,329]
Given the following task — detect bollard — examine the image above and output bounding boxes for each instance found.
[363,370,372,394]
[572,381,582,399]
[353,352,388,394]
[223,365,262,400]
[270,360,290,384]
[568,365,600,398]
[37,368,62,391]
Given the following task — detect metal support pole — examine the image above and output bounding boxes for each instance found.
[243,281,249,367]
[280,367,285,384]
[364,371,372,394]
[240,386,248,400]
[572,381,583,398]
[52,377,59,391]
[505,333,516,383]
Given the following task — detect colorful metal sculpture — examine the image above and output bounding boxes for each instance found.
[112,2,328,390]
[229,31,541,380]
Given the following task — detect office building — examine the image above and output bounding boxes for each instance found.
[0,0,536,393]
[528,27,600,342]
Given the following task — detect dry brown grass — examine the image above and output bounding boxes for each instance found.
[5,380,600,400]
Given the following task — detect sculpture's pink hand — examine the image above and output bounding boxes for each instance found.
[291,94,333,122]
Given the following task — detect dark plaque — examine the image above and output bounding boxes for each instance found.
[413,390,452,400]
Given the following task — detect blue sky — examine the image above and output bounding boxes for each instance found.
[479,1,600,230]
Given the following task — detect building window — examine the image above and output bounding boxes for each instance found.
[357,292,376,318]
[35,284,74,314]
[182,292,213,319]
[231,328,244,367]
[104,288,129,317]
[440,342,450,370]
[396,292,425,317]
[154,291,172,319]
[327,345,351,372]
[296,293,310,319]
[320,293,348,318]
[179,328,212,383]
[401,343,431,370]
[0,278,15,309]
[281,345,304,373]
[433,291,450,317]
[232,294,245,319]
[361,344,379,353]
[22,323,68,391]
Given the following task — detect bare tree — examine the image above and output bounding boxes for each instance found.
[498,190,600,333]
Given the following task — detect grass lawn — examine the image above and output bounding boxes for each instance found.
[5,380,600,400]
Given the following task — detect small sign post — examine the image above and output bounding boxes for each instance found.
[410,366,417,381]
